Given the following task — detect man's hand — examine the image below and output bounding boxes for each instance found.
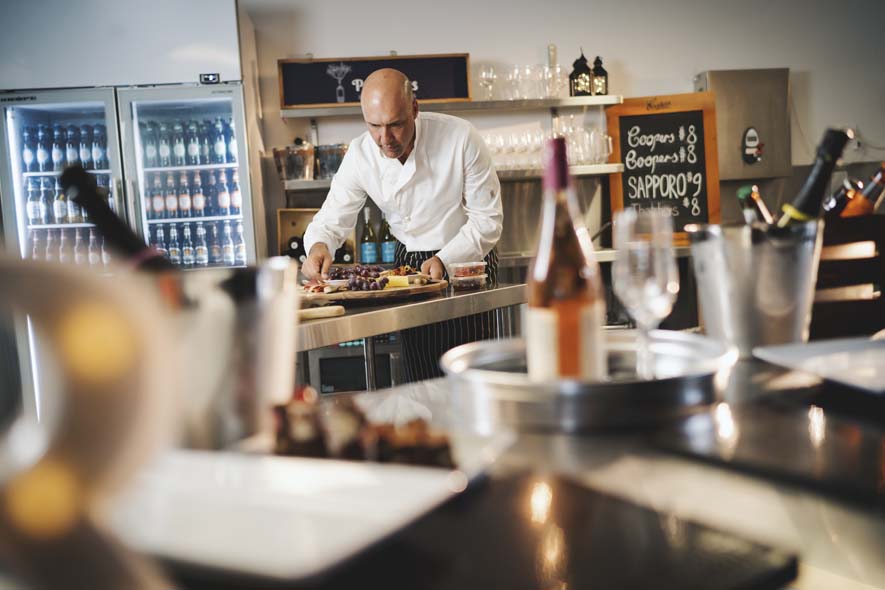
[302,243,332,280]
[420,256,445,280]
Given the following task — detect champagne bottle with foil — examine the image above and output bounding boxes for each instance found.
[526,136,606,381]
[776,128,852,227]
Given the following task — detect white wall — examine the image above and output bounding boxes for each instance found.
[242,0,885,166]
[0,0,241,89]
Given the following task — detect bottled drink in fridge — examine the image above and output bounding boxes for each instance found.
[87,228,101,266]
[29,229,44,261]
[234,220,246,265]
[150,173,165,220]
[194,222,209,267]
[38,179,52,225]
[178,171,192,218]
[226,118,237,163]
[216,171,231,216]
[167,224,182,266]
[204,171,218,216]
[67,184,83,224]
[776,128,852,228]
[229,170,242,215]
[186,121,201,166]
[92,124,107,170]
[79,124,93,170]
[164,173,179,219]
[58,229,73,264]
[213,118,227,164]
[199,121,212,165]
[52,179,67,224]
[172,121,186,167]
[209,222,222,265]
[65,125,80,168]
[143,122,159,168]
[51,125,65,171]
[526,136,607,381]
[73,229,86,265]
[21,126,36,172]
[191,173,206,217]
[181,223,195,268]
[36,125,51,172]
[380,214,396,263]
[221,220,235,265]
[360,207,379,264]
[153,225,168,258]
[157,123,172,168]
[26,179,46,225]
[44,229,58,263]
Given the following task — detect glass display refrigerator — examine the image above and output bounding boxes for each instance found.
[0,82,257,418]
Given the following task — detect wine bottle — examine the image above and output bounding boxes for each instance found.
[844,162,884,216]
[379,214,396,264]
[736,184,773,225]
[526,136,606,381]
[822,178,864,219]
[776,128,852,227]
[360,208,379,264]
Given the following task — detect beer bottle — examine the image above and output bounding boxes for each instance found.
[205,171,218,216]
[194,222,209,267]
[36,125,51,172]
[221,220,235,265]
[226,118,237,163]
[79,124,93,170]
[209,222,222,265]
[199,121,212,165]
[21,126,36,172]
[186,121,201,166]
[153,225,168,258]
[58,229,73,265]
[776,129,852,227]
[44,229,58,263]
[143,121,159,168]
[52,179,67,225]
[73,229,86,265]
[360,207,379,264]
[216,170,231,216]
[37,178,51,225]
[181,223,195,268]
[150,173,165,220]
[234,220,246,265]
[212,118,227,164]
[29,229,44,261]
[164,173,179,219]
[51,125,65,171]
[191,173,206,217]
[172,121,186,167]
[87,228,101,266]
[92,124,107,170]
[67,182,83,224]
[157,123,172,168]
[65,125,80,168]
[229,170,242,215]
[380,213,396,263]
[178,171,192,218]
[526,136,606,381]
[167,224,182,265]
[26,179,43,225]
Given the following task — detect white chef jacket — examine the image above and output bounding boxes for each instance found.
[303,112,503,270]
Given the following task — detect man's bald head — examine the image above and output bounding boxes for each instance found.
[360,68,419,162]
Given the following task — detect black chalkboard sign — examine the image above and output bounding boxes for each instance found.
[606,93,720,243]
[278,54,471,109]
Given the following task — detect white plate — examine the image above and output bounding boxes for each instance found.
[109,432,511,583]
[754,337,885,394]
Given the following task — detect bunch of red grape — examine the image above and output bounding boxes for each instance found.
[328,265,389,291]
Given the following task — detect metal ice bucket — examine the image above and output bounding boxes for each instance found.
[684,221,823,358]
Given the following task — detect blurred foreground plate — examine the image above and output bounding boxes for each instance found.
[108,431,512,584]
[754,337,885,394]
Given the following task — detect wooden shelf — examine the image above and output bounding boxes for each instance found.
[280,95,624,119]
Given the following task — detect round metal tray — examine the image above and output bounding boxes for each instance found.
[440,330,738,433]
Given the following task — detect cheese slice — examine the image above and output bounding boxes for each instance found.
[385,276,410,288]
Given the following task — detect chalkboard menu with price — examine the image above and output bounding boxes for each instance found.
[278,54,471,110]
[606,92,720,242]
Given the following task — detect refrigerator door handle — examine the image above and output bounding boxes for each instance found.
[127,180,139,231]
[114,177,125,217]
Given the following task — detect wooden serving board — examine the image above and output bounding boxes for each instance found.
[300,280,448,307]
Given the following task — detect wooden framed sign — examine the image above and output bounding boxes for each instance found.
[278,53,471,110]
[606,92,720,243]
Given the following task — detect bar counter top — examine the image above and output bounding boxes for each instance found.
[296,283,526,351]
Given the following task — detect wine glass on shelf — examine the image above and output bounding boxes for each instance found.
[478,65,497,101]
[612,207,680,380]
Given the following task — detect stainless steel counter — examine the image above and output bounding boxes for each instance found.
[498,246,694,267]
[296,283,526,352]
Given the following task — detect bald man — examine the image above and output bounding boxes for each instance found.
[303,68,503,382]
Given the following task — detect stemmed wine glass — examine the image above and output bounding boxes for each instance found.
[479,65,496,101]
[612,208,680,380]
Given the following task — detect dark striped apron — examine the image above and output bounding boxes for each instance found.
[395,243,499,382]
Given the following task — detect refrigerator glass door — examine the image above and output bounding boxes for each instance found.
[0,88,125,267]
[118,83,255,270]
